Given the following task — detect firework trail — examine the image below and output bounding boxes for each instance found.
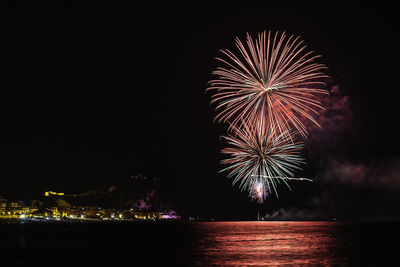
[220,120,306,198]
[207,31,329,137]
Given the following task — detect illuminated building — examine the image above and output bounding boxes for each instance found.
[65,208,81,218]
[80,206,99,218]
[44,191,65,197]
[9,202,19,208]
[49,207,67,218]
[130,211,162,220]
[0,198,7,214]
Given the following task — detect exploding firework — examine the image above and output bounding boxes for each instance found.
[207,31,329,137]
[220,120,306,197]
[249,180,267,203]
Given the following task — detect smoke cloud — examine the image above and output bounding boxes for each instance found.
[265,86,400,221]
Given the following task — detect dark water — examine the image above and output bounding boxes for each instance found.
[0,221,398,266]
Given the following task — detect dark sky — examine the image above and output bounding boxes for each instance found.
[9,2,400,219]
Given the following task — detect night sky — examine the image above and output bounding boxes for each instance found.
[10,2,400,219]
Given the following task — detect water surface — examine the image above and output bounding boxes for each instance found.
[0,221,397,266]
[194,221,346,265]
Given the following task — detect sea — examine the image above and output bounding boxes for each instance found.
[0,221,398,266]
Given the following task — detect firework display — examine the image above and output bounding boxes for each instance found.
[220,121,305,198]
[249,180,267,203]
[207,30,327,203]
[207,31,328,137]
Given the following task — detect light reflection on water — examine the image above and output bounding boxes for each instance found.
[193,221,347,265]
[2,221,397,266]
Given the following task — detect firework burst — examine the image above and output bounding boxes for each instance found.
[220,120,306,197]
[208,31,329,137]
[249,180,268,203]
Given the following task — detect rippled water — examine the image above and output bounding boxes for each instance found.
[193,221,347,265]
[0,221,398,266]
